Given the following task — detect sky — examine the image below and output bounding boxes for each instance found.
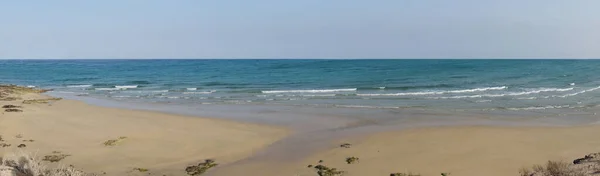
[1,0,600,59]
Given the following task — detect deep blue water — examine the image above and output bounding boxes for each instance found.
[1,59,600,112]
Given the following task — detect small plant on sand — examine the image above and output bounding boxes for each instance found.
[340,143,352,148]
[441,173,450,176]
[185,159,218,175]
[15,134,23,138]
[42,152,71,163]
[519,160,586,176]
[133,168,149,172]
[345,157,359,164]
[103,136,127,146]
[390,173,420,176]
[17,144,26,148]
[0,143,11,147]
[313,164,344,176]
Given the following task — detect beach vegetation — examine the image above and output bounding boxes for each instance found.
[103,136,127,146]
[185,159,218,175]
[519,160,586,176]
[22,98,62,104]
[42,152,70,163]
[133,167,148,172]
[4,108,23,112]
[390,173,420,176]
[345,157,359,164]
[1,105,21,108]
[1,151,87,176]
[313,164,344,176]
[340,143,352,148]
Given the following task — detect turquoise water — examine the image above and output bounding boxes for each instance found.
[1,59,600,113]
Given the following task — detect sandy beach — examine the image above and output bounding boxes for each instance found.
[0,87,289,175]
[3,85,600,176]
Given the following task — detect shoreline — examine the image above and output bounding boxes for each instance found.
[0,85,290,175]
[4,85,600,175]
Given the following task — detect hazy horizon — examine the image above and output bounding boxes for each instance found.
[2,0,600,59]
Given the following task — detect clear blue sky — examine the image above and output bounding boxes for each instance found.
[1,0,599,59]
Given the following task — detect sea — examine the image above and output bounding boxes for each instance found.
[2,59,600,126]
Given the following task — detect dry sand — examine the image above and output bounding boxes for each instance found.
[0,92,289,175]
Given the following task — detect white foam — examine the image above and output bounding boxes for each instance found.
[26,85,36,88]
[507,105,571,111]
[475,100,492,103]
[150,90,169,93]
[183,90,216,94]
[431,87,575,99]
[67,85,92,88]
[555,86,600,98]
[335,105,399,109]
[570,83,576,86]
[262,88,357,94]
[115,85,138,89]
[445,86,507,93]
[378,87,386,89]
[301,94,337,97]
[95,88,120,91]
[186,88,197,91]
[357,86,507,96]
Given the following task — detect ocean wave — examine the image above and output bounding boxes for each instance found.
[507,105,571,111]
[334,105,399,109]
[186,88,197,91]
[357,86,507,96]
[111,95,138,98]
[430,87,575,99]
[95,88,120,91]
[554,86,600,98]
[66,84,92,88]
[300,94,337,97]
[183,90,216,94]
[475,100,492,103]
[115,85,138,89]
[262,88,357,94]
